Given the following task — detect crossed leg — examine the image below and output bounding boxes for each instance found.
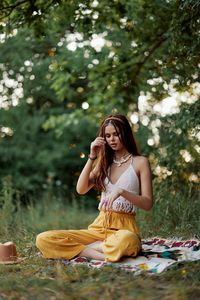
[36,228,140,262]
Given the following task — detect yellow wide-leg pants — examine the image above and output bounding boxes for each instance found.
[36,211,141,262]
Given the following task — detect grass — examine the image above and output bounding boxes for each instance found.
[0,183,200,300]
[1,260,200,300]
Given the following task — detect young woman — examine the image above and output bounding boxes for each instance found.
[36,114,153,262]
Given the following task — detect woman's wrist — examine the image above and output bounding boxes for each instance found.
[88,154,97,160]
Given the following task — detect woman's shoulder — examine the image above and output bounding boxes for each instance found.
[132,155,150,172]
[133,155,150,164]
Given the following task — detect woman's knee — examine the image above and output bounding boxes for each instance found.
[117,230,141,252]
[103,230,141,261]
[117,229,138,243]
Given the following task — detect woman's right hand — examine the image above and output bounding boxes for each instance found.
[90,137,106,158]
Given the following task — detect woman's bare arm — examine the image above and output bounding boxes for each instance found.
[76,137,105,195]
[76,158,96,194]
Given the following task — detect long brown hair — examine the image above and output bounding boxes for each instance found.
[94,114,140,191]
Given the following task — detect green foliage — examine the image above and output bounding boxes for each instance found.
[0,103,100,199]
[138,180,200,238]
[0,0,199,203]
[157,101,199,178]
[0,176,16,236]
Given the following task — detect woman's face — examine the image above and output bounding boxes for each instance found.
[104,124,124,151]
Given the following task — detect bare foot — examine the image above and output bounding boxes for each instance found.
[79,247,105,261]
[89,241,103,253]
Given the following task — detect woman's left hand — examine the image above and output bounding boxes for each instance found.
[99,188,123,211]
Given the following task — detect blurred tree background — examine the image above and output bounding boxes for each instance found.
[0,0,199,215]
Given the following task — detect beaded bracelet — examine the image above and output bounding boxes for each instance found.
[88,155,97,160]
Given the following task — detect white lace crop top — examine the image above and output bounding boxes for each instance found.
[98,160,140,213]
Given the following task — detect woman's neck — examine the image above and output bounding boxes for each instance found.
[114,150,130,160]
[113,151,132,167]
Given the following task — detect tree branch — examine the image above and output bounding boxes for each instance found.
[133,33,168,81]
[0,0,57,23]
[0,0,28,11]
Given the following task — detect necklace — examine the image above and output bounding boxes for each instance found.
[113,153,132,167]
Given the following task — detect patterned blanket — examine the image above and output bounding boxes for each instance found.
[63,237,200,274]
